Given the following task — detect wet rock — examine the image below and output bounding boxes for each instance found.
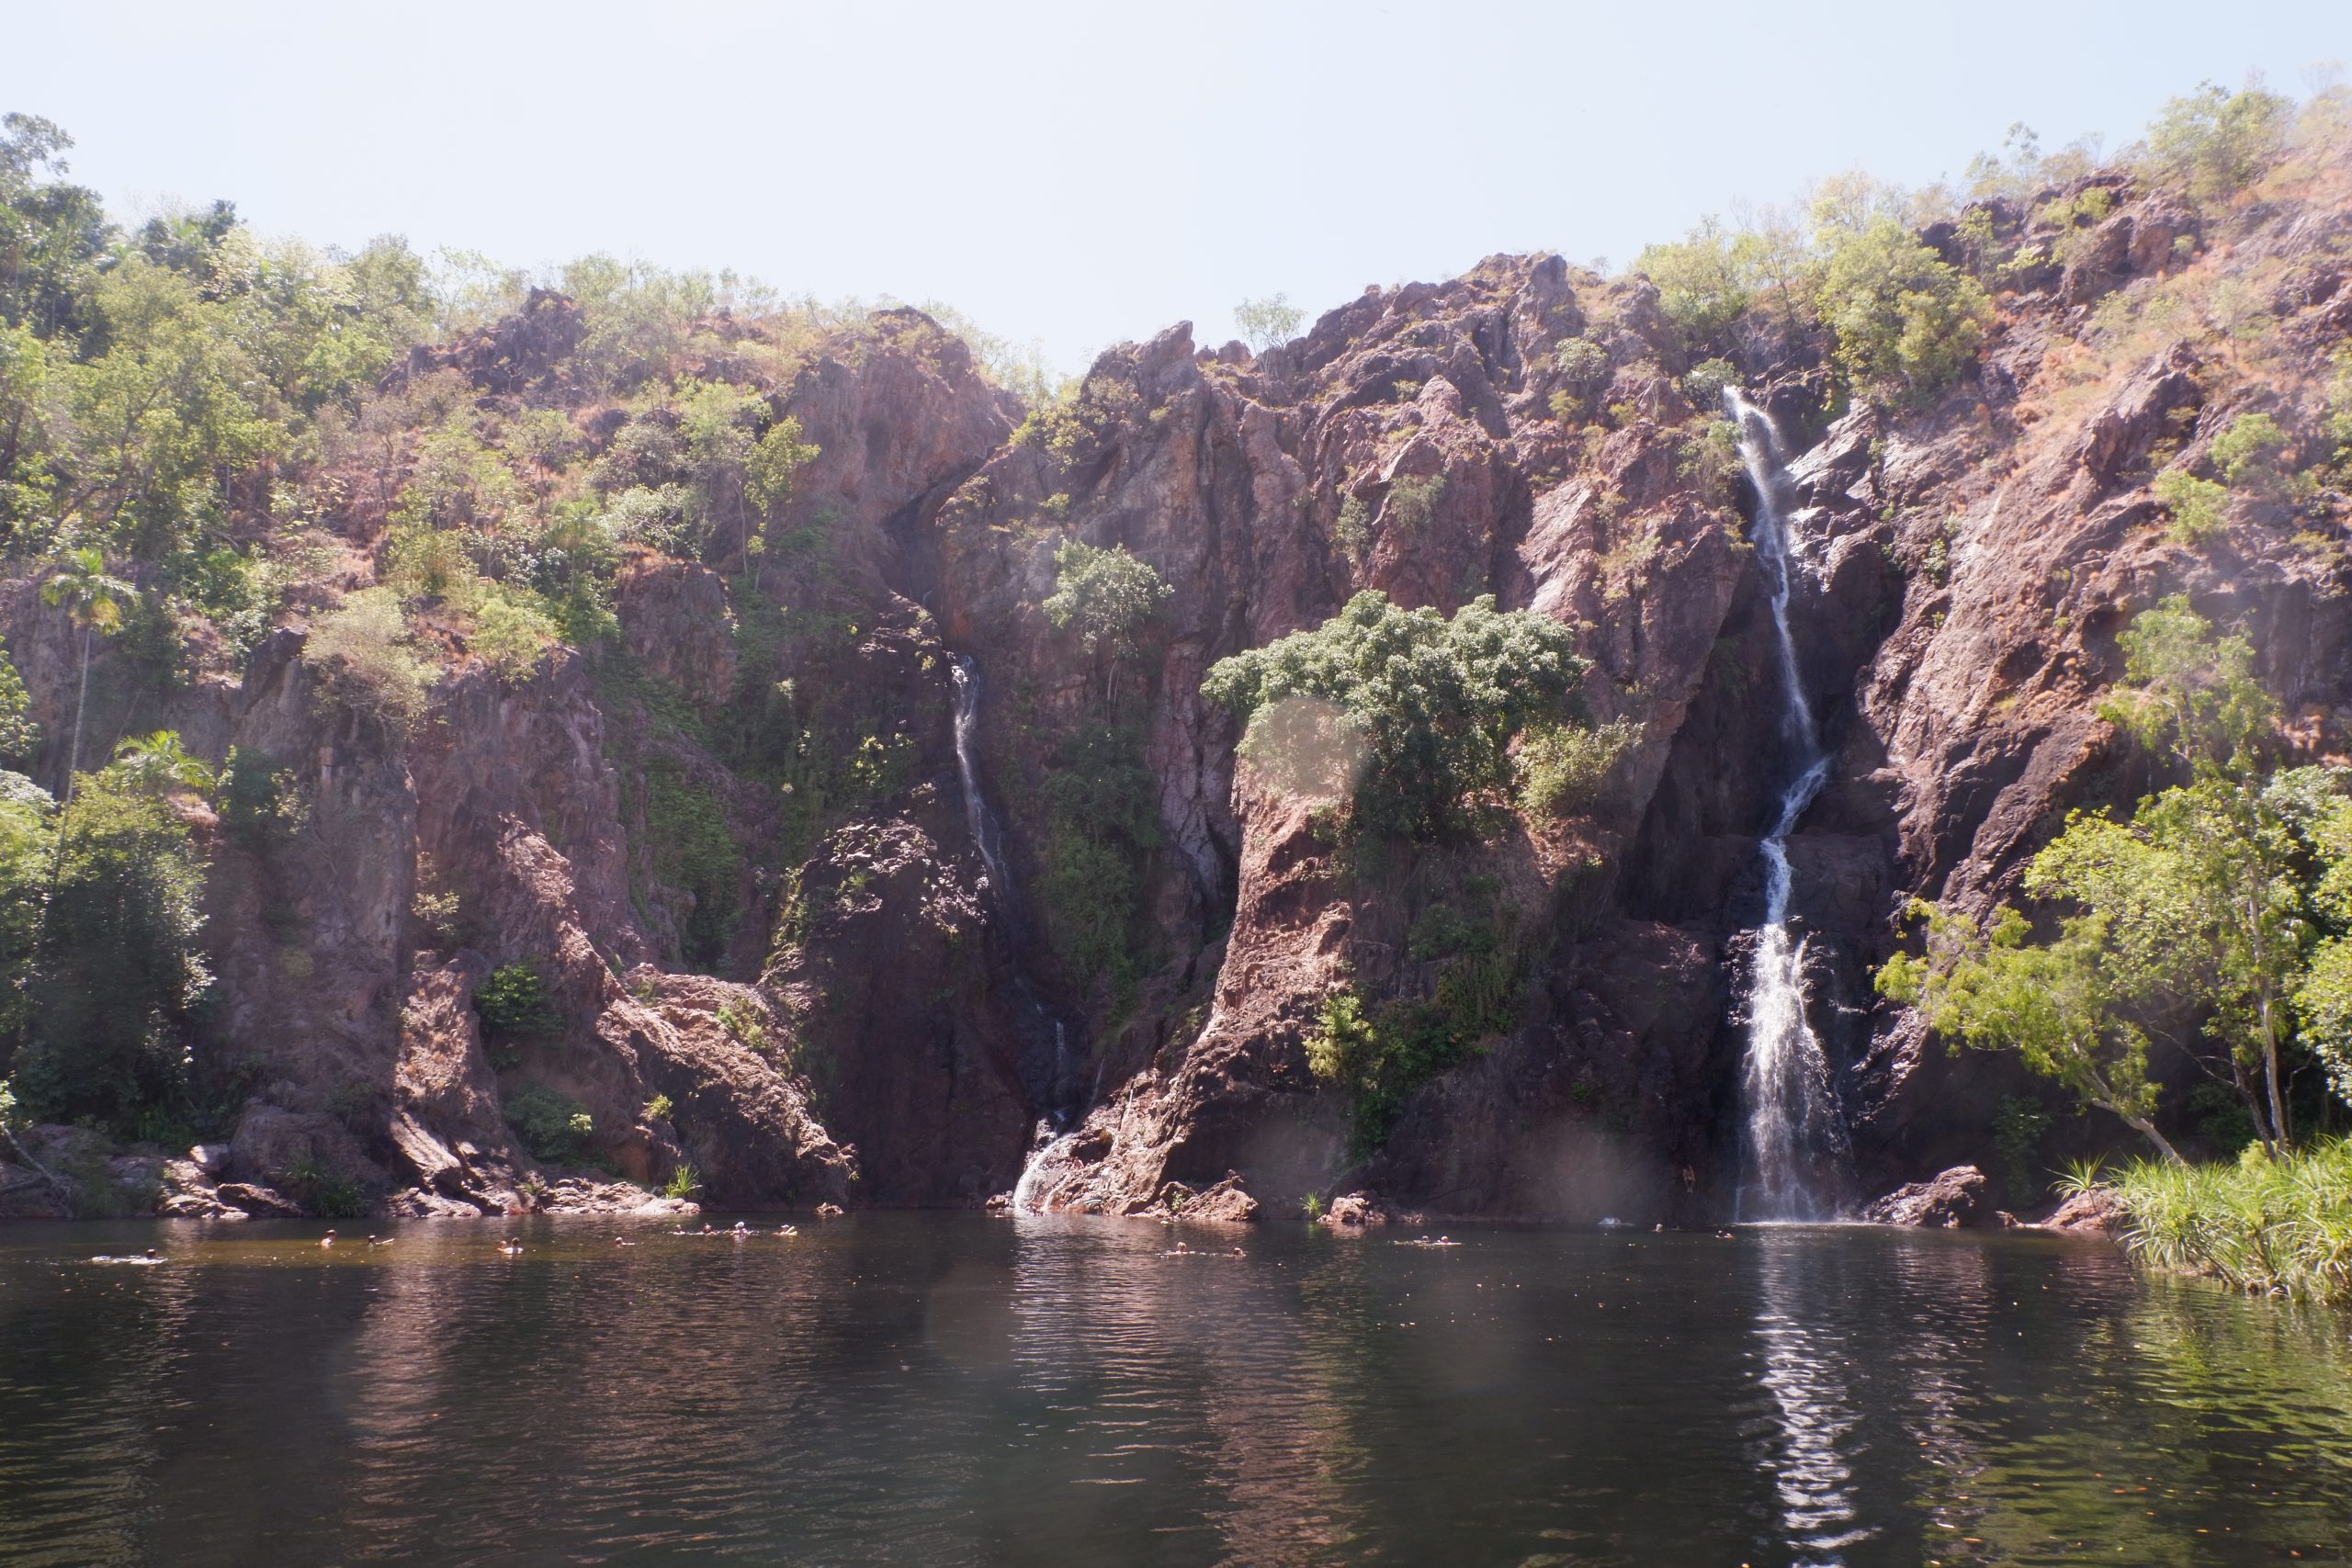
[1321,1191,1424,1229]
[2038,1187,2126,1236]
[1153,1171,1261,1224]
[1864,1166,1988,1228]
[214,1182,305,1217]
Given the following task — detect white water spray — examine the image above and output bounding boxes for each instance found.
[1726,390,1851,1222]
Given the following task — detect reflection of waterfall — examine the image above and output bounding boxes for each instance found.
[948,655,1082,1176]
[1726,390,1851,1223]
[1751,1235,1871,1565]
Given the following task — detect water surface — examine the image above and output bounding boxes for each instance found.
[3,1216,2349,1565]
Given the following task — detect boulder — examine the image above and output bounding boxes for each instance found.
[1864,1165,1988,1227]
[2039,1187,2126,1236]
[1154,1171,1261,1224]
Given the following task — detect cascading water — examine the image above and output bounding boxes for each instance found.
[950,657,1018,931]
[949,655,1082,1210]
[1725,389,1852,1223]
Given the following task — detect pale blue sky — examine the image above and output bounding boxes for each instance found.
[4,1,2347,371]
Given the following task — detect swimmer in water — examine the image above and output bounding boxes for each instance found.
[320,1230,336,1249]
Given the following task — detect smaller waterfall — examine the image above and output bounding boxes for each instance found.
[1726,389,1852,1223]
[950,657,1018,932]
[948,654,1085,1205]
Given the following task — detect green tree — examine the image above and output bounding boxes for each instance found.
[1634,218,1752,344]
[0,114,111,339]
[0,645,38,768]
[1815,219,1993,406]
[2097,594,2275,776]
[742,412,819,573]
[1234,294,1305,355]
[2146,80,2293,203]
[1203,591,1587,840]
[1044,540,1171,704]
[1880,905,2185,1165]
[12,761,209,1132]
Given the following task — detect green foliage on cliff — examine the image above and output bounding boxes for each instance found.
[1038,722,1160,997]
[476,962,560,1041]
[1307,908,1532,1154]
[2146,80,2295,203]
[1045,540,1170,702]
[503,1083,597,1167]
[641,762,741,970]
[1815,220,1994,406]
[1203,592,1587,840]
[1883,598,2352,1165]
[8,759,209,1134]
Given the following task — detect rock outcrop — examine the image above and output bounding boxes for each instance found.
[1864,1166,1990,1227]
[5,160,2347,1222]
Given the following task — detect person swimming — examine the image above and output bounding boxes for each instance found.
[320,1230,336,1249]
[498,1238,524,1257]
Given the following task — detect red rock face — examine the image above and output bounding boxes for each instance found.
[6,175,2347,1220]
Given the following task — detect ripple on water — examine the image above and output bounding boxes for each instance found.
[1,1218,2350,1564]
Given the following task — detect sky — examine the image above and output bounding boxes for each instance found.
[4,0,2348,373]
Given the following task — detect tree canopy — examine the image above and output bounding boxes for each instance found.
[1203,592,1587,839]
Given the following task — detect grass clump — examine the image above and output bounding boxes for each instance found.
[2109,1137,2352,1303]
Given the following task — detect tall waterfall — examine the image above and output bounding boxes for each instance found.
[948,654,1081,1208]
[1726,389,1851,1223]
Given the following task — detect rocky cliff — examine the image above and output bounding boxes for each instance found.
[4,140,2348,1222]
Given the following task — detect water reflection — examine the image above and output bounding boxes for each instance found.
[3,1219,2351,1565]
[1751,1231,1869,1563]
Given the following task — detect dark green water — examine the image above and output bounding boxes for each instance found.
[3,1216,2350,1566]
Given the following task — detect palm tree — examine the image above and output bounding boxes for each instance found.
[39,547,132,807]
[110,730,210,796]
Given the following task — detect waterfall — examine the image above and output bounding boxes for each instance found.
[1725,389,1851,1223]
[947,654,1083,1207]
[950,657,1018,933]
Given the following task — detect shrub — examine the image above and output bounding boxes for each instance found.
[0,646,40,767]
[2209,412,2291,491]
[469,589,558,682]
[1633,220,1751,344]
[475,962,559,1039]
[503,1083,596,1166]
[642,763,739,970]
[1204,592,1588,840]
[1552,336,1611,386]
[1519,718,1644,815]
[644,1093,673,1122]
[715,997,769,1054]
[2153,468,2229,544]
[304,587,436,734]
[217,746,303,850]
[663,1161,702,1201]
[1307,925,1530,1155]
[1680,358,1737,412]
[1331,493,1371,565]
[2109,1137,2352,1303]
[1383,474,1446,537]
[381,523,484,608]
